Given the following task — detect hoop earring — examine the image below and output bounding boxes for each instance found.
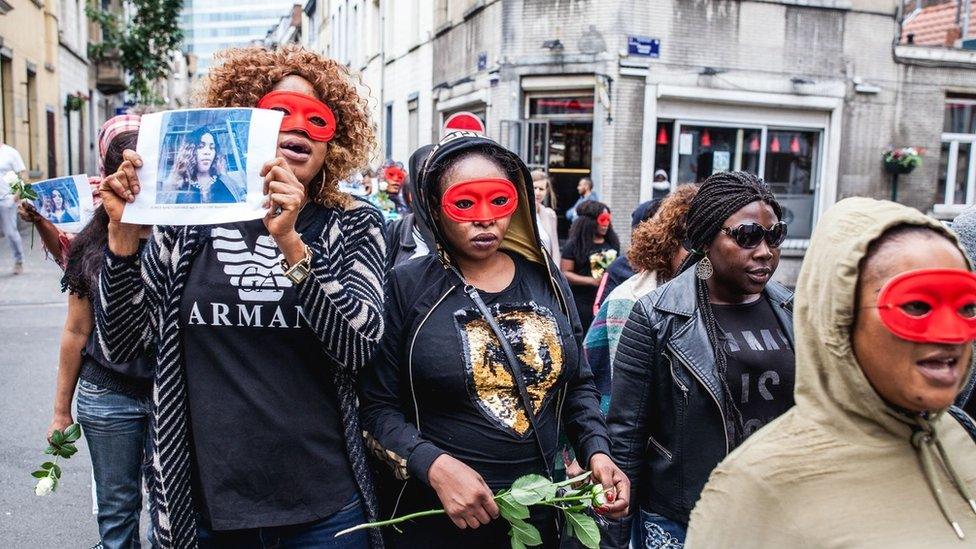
[696,256,714,280]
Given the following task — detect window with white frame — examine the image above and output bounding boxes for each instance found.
[655,120,822,239]
[938,97,976,208]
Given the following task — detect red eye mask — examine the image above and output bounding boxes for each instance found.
[876,268,976,344]
[257,90,336,143]
[597,211,611,228]
[384,165,407,185]
[441,178,519,224]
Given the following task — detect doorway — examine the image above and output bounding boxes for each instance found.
[523,92,595,238]
[548,121,593,236]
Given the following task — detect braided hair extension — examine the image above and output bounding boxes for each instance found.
[676,171,782,448]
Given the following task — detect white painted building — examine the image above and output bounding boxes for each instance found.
[58,0,93,175]
[311,0,435,166]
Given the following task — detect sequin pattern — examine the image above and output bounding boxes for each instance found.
[455,303,565,437]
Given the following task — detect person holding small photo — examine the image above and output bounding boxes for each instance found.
[95,45,386,548]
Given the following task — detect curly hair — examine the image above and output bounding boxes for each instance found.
[199,45,375,208]
[628,184,698,280]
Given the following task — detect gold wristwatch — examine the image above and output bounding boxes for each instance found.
[281,244,313,285]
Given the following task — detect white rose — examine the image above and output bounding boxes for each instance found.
[34,476,56,496]
[379,180,388,193]
[3,171,19,185]
[590,484,607,507]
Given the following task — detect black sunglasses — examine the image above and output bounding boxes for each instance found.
[721,222,788,249]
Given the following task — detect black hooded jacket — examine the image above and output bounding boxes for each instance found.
[383,144,435,270]
[359,132,612,493]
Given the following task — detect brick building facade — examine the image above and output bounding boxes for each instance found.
[313,0,976,282]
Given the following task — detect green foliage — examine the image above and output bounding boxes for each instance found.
[563,510,600,549]
[334,471,607,547]
[31,424,82,495]
[86,0,185,105]
[509,474,557,505]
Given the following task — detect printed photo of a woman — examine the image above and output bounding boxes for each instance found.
[158,126,242,204]
[49,189,77,223]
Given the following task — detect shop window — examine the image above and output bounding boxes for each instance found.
[764,130,819,240]
[653,120,673,198]
[945,96,976,135]
[939,97,976,209]
[528,96,594,117]
[666,122,821,239]
[674,125,761,185]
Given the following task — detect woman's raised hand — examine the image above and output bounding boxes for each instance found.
[428,454,500,530]
[261,158,305,239]
[101,149,147,255]
[100,149,144,225]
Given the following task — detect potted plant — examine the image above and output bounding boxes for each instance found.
[64,91,88,114]
[882,146,923,175]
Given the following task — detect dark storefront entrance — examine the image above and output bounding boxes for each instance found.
[523,94,594,238]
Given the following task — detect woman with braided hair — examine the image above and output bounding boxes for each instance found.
[605,171,795,548]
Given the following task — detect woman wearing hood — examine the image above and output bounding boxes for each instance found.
[686,197,976,547]
[359,131,629,547]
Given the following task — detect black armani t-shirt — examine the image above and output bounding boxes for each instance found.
[712,297,795,437]
[180,217,356,530]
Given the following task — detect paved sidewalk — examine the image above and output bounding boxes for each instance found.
[0,222,65,304]
[0,223,102,547]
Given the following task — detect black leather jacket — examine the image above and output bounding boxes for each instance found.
[605,268,794,547]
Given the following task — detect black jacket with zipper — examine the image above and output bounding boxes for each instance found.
[605,267,794,547]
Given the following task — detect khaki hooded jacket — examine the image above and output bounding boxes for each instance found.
[685,197,976,548]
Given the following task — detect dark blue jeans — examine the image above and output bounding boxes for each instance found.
[197,495,369,548]
[76,379,152,549]
[639,509,686,549]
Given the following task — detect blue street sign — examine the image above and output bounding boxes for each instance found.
[477,52,488,71]
[627,35,660,58]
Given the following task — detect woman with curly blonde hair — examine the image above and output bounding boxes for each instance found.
[95,45,385,548]
[582,185,698,412]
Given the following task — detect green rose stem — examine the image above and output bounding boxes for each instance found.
[334,472,595,539]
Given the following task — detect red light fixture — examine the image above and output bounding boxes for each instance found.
[790,135,801,154]
[657,126,669,146]
[770,135,781,153]
[748,133,760,152]
[701,129,712,148]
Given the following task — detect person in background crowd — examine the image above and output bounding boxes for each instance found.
[951,205,976,418]
[0,139,27,274]
[18,116,142,269]
[566,177,598,222]
[384,144,435,270]
[607,172,794,548]
[561,200,619,331]
[359,168,375,196]
[687,198,976,547]
[652,169,671,195]
[531,170,561,264]
[584,185,698,414]
[360,132,628,548]
[593,198,663,314]
[51,129,156,549]
[95,45,386,548]
[371,160,411,222]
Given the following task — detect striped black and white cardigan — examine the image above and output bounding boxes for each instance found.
[94,200,386,548]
